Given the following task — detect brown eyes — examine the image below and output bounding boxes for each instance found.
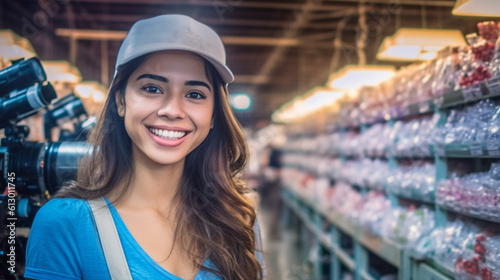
[141,85,162,94]
[141,85,206,100]
[185,92,206,99]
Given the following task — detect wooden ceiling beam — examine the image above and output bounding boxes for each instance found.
[54,14,293,29]
[3,1,99,66]
[234,75,269,84]
[53,14,362,30]
[249,0,323,95]
[67,0,346,11]
[52,10,453,33]
[323,0,455,7]
[223,36,299,46]
[56,29,127,40]
[55,28,341,49]
[308,7,358,21]
[297,31,336,42]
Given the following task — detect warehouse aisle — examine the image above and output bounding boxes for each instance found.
[258,197,314,280]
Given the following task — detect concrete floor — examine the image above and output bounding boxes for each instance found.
[258,197,315,280]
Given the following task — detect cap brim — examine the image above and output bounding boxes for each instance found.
[115,44,234,84]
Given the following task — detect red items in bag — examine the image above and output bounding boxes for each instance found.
[475,234,487,255]
[460,65,492,87]
[478,21,499,43]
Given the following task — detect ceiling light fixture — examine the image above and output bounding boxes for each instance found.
[272,87,343,123]
[75,81,107,103]
[327,65,396,90]
[452,0,500,17]
[41,60,82,84]
[0,30,36,63]
[229,93,252,111]
[376,28,466,61]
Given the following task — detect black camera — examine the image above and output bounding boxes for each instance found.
[0,57,93,279]
[44,93,93,142]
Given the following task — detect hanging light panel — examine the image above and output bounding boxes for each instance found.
[0,30,36,62]
[376,28,466,61]
[75,81,107,103]
[272,87,343,123]
[327,65,396,90]
[42,60,82,84]
[452,0,500,17]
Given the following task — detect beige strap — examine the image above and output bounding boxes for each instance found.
[254,217,267,277]
[88,197,133,280]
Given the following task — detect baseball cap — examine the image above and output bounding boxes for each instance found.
[115,14,234,83]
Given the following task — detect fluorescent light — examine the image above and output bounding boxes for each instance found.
[453,0,500,17]
[229,93,252,111]
[74,84,93,98]
[303,88,342,112]
[327,65,396,90]
[376,28,466,61]
[92,90,105,103]
[272,87,343,123]
[0,45,34,62]
[0,30,36,62]
[75,81,107,103]
[42,60,82,83]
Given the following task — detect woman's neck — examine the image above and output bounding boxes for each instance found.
[110,149,185,217]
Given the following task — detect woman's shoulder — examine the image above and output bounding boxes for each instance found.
[33,197,91,227]
[38,197,90,212]
[26,198,109,280]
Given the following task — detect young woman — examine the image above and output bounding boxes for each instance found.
[24,14,265,280]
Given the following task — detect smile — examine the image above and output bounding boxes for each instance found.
[148,127,188,140]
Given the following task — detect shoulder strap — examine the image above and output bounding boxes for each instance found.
[88,197,133,280]
[253,217,267,278]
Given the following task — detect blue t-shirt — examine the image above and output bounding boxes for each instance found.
[24,197,265,279]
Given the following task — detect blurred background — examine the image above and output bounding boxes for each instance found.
[1,0,500,280]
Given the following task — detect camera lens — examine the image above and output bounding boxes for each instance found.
[9,142,91,195]
[0,57,46,95]
[11,142,45,194]
[49,95,87,125]
[0,83,57,129]
[44,142,92,194]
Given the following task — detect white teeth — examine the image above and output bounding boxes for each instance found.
[149,127,186,140]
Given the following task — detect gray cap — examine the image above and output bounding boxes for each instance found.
[115,14,234,83]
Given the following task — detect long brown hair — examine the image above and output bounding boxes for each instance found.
[56,53,263,279]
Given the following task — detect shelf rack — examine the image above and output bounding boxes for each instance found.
[282,187,405,280]
[282,187,459,280]
[280,83,500,279]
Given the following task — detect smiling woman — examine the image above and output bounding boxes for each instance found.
[23,14,265,280]
[118,51,215,167]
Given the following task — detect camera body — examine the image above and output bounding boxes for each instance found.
[0,57,93,278]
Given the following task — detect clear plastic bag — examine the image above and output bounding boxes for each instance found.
[436,163,500,221]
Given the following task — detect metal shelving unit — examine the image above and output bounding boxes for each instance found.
[433,143,500,158]
[436,86,500,110]
[280,82,500,279]
[282,188,404,280]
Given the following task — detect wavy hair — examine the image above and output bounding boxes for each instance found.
[55,54,263,279]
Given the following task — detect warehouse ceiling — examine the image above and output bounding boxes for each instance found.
[0,0,486,129]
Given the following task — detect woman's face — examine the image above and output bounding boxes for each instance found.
[116,50,214,167]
